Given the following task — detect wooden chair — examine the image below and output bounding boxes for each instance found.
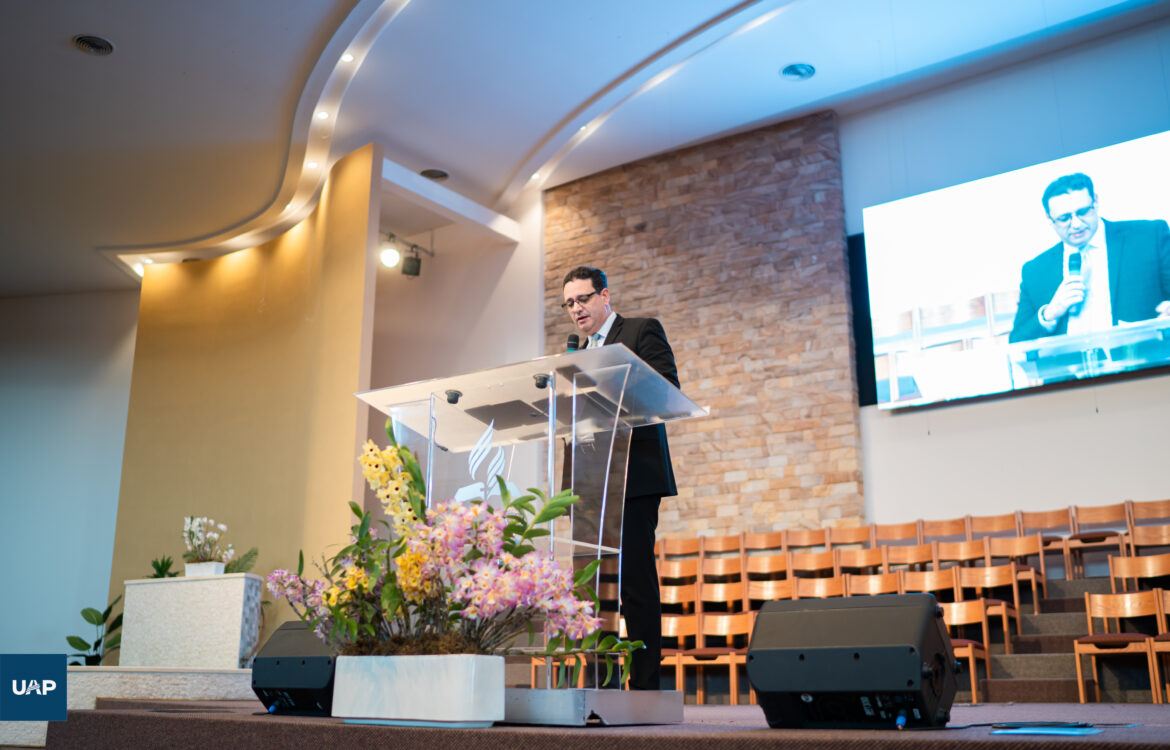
[986,534,1048,613]
[1109,552,1170,593]
[882,543,935,573]
[659,536,701,564]
[835,546,885,576]
[1129,523,1170,557]
[967,512,1018,542]
[826,524,873,550]
[1068,502,1129,578]
[792,575,847,599]
[746,578,794,610]
[660,613,699,692]
[1074,590,1161,704]
[745,554,788,582]
[1017,508,1073,580]
[921,516,969,544]
[939,599,992,703]
[1153,589,1170,703]
[783,528,828,553]
[957,562,1022,652]
[677,611,755,705]
[934,539,987,570]
[900,568,960,603]
[872,521,921,547]
[699,555,744,585]
[843,571,901,597]
[700,534,744,563]
[787,549,835,578]
[699,579,747,615]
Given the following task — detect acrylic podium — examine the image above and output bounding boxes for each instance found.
[356,345,706,725]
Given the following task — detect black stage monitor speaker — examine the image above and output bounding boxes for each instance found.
[251,622,336,716]
[746,594,957,729]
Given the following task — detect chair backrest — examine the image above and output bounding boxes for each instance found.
[788,549,835,578]
[1128,523,1170,555]
[835,546,885,576]
[792,575,846,599]
[660,613,698,649]
[659,558,699,583]
[698,611,755,648]
[872,521,921,546]
[1128,498,1170,527]
[920,517,969,544]
[1018,507,1073,537]
[901,567,960,601]
[742,531,785,555]
[826,524,873,549]
[1108,551,1170,593]
[1083,590,1160,635]
[957,562,1020,606]
[784,527,828,552]
[745,553,788,580]
[1072,502,1129,538]
[882,543,935,571]
[967,512,1018,540]
[700,555,744,583]
[660,580,699,613]
[843,571,901,596]
[985,533,1048,581]
[701,534,743,558]
[698,580,747,613]
[938,599,991,644]
[659,536,701,562]
[746,578,794,607]
[935,539,987,569]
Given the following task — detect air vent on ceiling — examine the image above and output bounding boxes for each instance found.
[72,35,115,56]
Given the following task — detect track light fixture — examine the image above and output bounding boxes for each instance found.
[380,232,435,276]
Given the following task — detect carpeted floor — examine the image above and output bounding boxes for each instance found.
[37,699,1170,749]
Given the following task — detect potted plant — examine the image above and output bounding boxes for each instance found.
[66,596,122,666]
[267,423,637,726]
[182,516,235,576]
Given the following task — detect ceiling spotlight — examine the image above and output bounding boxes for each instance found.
[780,63,816,81]
[380,233,401,268]
[316,111,330,120]
[72,34,115,56]
[307,161,319,169]
[531,172,540,181]
[341,53,354,63]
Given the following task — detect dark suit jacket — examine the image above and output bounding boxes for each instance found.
[602,315,679,499]
[1008,219,1170,343]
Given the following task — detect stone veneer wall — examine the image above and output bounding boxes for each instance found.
[543,111,863,538]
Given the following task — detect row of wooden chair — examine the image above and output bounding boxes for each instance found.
[1075,586,1170,704]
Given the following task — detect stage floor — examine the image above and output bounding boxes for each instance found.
[35,699,1170,749]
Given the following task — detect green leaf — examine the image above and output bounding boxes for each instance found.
[384,418,398,446]
[107,613,123,634]
[224,547,259,574]
[571,657,584,689]
[297,550,305,577]
[348,501,363,520]
[602,655,616,688]
[598,634,619,651]
[357,512,371,542]
[525,527,551,539]
[573,559,601,587]
[101,595,122,621]
[66,636,91,652]
[81,608,104,626]
[581,629,601,650]
[103,632,121,651]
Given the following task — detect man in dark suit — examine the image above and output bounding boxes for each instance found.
[1009,172,1170,343]
[562,265,678,690]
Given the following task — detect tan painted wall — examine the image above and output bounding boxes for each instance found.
[107,144,381,654]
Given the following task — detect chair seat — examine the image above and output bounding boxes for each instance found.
[1076,633,1149,647]
[950,638,984,648]
[1152,632,1170,643]
[1069,531,1121,543]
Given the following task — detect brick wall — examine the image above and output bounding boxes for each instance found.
[543,111,863,538]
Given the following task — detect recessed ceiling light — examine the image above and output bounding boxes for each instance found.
[780,63,815,81]
[531,172,540,181]
[420,168,449,181]
[72,34,115,56]
[307,161,319,169]
[341,53,354,63]
[316,111,330,120]
[143,258,154,264]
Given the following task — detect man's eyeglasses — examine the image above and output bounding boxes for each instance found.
[560,291,601,310]
[1050,203,1096,226]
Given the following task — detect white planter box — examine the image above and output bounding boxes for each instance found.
[332,654,505,727]
[119,574,262,669]
[184,561,225,576]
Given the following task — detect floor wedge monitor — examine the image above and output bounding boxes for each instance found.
[251,621,336,716]
[746,594,957,729]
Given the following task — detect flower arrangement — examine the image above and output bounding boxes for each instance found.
[267,422,637,685]
[183,516,235,564]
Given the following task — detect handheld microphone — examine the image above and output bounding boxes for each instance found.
[1067,251,1083,317]
[566,333,580,352]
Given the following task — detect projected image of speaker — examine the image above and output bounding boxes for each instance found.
[746,594,957,729]
[252,622,336,716]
